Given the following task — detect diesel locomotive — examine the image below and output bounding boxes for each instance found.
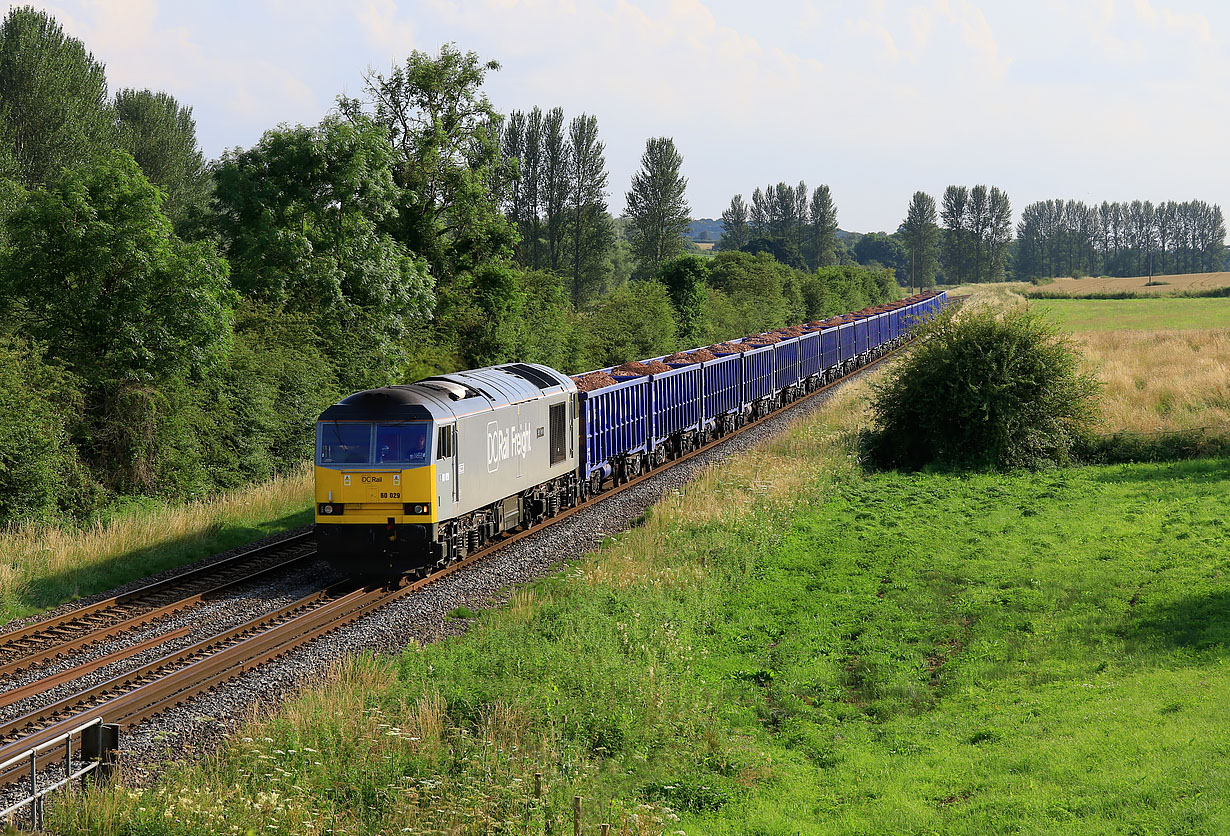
[315,291,948,577]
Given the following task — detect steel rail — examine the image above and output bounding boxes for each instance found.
[0,533,316,677]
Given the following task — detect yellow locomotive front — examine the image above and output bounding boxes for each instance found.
[314,389,443,577]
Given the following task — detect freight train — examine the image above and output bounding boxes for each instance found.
[314,291,948,578]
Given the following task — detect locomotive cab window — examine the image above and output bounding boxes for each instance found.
[436,426,454,459]
[317,422,430,465]
[317,422,373,464]
[376,423,429,464]
[549,403,566,465]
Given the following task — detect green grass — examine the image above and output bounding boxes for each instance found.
[1032,297,1230,332]
[50,454,1230,835]
[0,469,313,626]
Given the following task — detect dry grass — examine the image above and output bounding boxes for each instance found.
[1031,271,1230,296]
[1079,329,1230,433]
[583,370,882,590]
[0,466,313,623]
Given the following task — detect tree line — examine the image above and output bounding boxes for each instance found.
[716,182,839,272]
[1015,199,1227,280]
[0,6,899,527]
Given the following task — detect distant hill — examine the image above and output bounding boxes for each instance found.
[686,218,724,243]
[687,218,856,248]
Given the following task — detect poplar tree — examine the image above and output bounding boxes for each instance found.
[717,194,750,251]
[806,185,838,269]
[114,88,211,232]
[901,191,939,288]
[541,107,568,273]
[565,113,613,305]
[0,5,113,185]
[625,136,690,277]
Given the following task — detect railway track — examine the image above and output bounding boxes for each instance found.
[0,532,318,686]
[0,343,907,798]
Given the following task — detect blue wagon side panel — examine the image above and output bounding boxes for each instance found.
[837,322,855,363]
[774,338,801,390]
[743,345,776,402]
[799,331,820,378]
[651,365,702,444]
[853,317,869,356]
[703,353,742,419]
[819,326,839,371]
[579,378,649,479]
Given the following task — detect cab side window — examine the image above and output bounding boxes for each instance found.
[437,426,454,459]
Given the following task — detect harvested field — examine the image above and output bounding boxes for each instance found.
[1031,271,1230,296]
[572,370,618,392]
[1079,328,1230,434]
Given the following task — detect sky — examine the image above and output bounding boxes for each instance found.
[19,0,1230,233]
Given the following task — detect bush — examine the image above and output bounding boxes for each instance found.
[0,339,102,523]
[863,304,1100,470]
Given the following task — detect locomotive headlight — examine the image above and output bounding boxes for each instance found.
[318,503,343,516]
[404,503,429,516]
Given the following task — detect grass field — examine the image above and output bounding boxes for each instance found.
[1032,297,1229,332]
[1030,271,1230,296]
[0,468,312,626]
[50,373,1230,835]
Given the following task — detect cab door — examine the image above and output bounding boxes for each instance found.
[436,423,459,512]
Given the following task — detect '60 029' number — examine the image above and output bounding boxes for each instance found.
[380,492,401,499]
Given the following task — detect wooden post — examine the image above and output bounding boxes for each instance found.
[600,825,610,836]
[573,796,582,836]
[534,772,542,799]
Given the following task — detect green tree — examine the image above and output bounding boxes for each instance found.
[585,281,678,366]
[339,44,515,279]
[717,194,750,251]
[940,185,971,283]
[213,115,433,390]
[625,136,690,277]
[805,185,838,269]
[901,191,939,289]
[658,255,709,347]
[2,151,232,489]
[541,107,568,273]
[707,251,797,332]
[0,6,113,186]
[565,113,613,305]
[853,232,905,274]
[114,88,211,233]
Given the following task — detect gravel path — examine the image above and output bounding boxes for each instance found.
[10,365,879,795]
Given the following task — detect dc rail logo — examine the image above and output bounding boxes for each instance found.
[486,421,533,473]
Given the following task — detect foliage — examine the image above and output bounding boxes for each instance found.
[339,44,515,280]
[0,338,97,523]
[585,280,678,365]
[1016,198,1226,280]
[625,136,690,277]
[114,88,211,232]
[852,230,905,274]
[657,254,709,346]
[865,304,1101,469]
[3,150,231,392]
[564,113,614,305]
[0,5,113,186]
[806,183,839,269]
[716,193,749,251]
[941,184,1012,283]
[213,115,432,390]
[900,190,939,288]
